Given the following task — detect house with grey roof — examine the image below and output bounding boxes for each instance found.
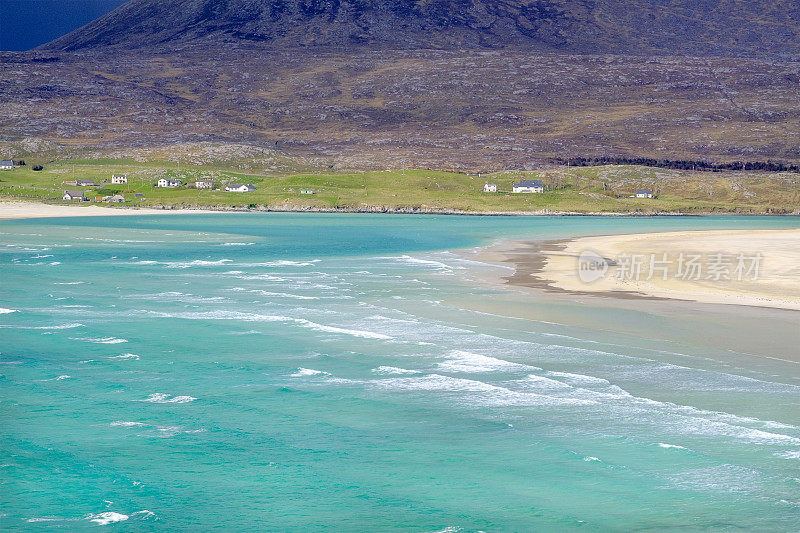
[512,179,544,193]
[225,184,256,192]
[0,160,15,170]
[636,189,654,198]
[157,178,182,188]
[63,190,86,201]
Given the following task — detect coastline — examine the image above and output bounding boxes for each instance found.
[0,200,218,220]
[476,229,800,312]
[3,199,800,220]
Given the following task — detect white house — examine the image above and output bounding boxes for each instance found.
[300,189,315,195]
[636,189,654,199]
[63,190,85,201]
[111,174,128,184]
[512,179,544,193]
[483,183,498,193]
[0,160,14,170]
[104,194,125,203]
[225,184,256,192]
[157,178,182,188]
[194,179,214,189]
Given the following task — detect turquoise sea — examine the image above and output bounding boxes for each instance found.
[2,214,800,531]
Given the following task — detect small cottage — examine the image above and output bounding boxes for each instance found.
[111,174,128,185]
[483,183,498,193]
[194,179,214,189]
[300,189,315,195]
[636,189,654,199]
[512,179,544,193]
[63,190,85,201]
[76,179,95,187]
[104,194,125,203]
[225,184,256,192]
[157,178,182,188]
[0,160,15,170]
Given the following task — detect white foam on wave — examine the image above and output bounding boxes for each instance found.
[132,259,234,268]
[517,374,574,391]
[371,366,420,375]
[110,421,147,427]
[155,310,393,340]
[437,350,536,373]
[54,281,84,285]
[299,320,392,340]
[657,443,687,450]
[140,393,197,404]
[40,375,72,381]
[220,242,256,246]
[775,450,800,459]
[110,353,140,360]
[0,308,18,314]
[363,374,597,407]
[167,259,233,268]
[546,371,610,385]
[86,512,129,525]
[1,322,84,330]
[239,259,321,267]
[291,368,331,377]
[380,255,464,272]
[583,456,601,462]
[228,287,319,300]
[71,336,127,344]
[371,374,499,392]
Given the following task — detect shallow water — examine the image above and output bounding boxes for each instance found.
[1,214,799,531]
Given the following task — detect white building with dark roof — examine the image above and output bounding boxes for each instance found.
[63,190,86,201]
[512,179,544,193]
[225,184,256,192]
[157,178,182,188]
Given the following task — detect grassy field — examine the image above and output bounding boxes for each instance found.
[1,159,799,214]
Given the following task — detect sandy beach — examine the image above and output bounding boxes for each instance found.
[486,229,800,311]
[0,200,215,220]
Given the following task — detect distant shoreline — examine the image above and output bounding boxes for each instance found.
[3,199,800,220]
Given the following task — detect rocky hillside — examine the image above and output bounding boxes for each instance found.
[41,0,800,59]
[3,48,799,170]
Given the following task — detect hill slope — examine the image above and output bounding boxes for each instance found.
[42,0,800,59]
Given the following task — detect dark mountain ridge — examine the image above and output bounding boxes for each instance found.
[41,0,800,59]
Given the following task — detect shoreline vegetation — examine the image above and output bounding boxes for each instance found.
[479,229,800,311]
[1,156,800,216]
